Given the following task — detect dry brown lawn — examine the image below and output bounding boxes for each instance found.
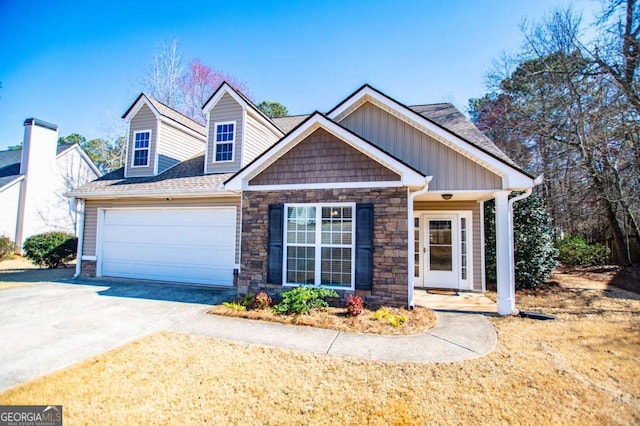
[0,256,75,289]
[2,269,639,425]
[208,304,436,335]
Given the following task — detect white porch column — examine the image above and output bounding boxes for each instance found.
[494,191,516,315]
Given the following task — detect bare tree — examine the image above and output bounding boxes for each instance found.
[142,37,185,110]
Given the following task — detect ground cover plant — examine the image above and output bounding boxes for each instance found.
[3,268,638,424]
[209,288,436,335]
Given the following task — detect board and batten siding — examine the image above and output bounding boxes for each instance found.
[82,197,242,264]
[414,200,483,291]
[206,93,243,174]
[125,104,157,178]
[157,121,205,173]
[339,102,502,191]
[243,113,280,165]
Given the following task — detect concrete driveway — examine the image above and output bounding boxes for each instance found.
[0,277,234,392]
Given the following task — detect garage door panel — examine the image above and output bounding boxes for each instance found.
[100,208,236,286]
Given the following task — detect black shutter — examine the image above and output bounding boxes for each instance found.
[267,204,284,284]
[355,203,374,290]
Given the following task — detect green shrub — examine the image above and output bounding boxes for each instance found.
[556,235,610,267]
[22,232,77,268]
[372,307,407,327]
[485,194,558,289]
[272,286,339,315]
[0,236,15,259]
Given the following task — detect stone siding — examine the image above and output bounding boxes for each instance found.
[249,128,400,185]
[80,260,96,277]
[239,187,409,307]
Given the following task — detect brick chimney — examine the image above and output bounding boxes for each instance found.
[14,118,59,252]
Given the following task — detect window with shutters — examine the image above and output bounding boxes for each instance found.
[284,203,355,289]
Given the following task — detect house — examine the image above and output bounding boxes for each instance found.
[0,118,102,252]
[70,83,539,315]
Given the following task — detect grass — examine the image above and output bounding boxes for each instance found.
[0,256,75,289]
[208,303,435,335]
[1,269,639,424]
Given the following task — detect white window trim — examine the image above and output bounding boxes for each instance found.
[283,202,356,291]
[131,129,152,168]
[213,120,236,163]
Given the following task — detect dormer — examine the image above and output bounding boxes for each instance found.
[202,82,283,174]
[122,94,206,178]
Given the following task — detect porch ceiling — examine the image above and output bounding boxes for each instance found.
[413,191,495,202]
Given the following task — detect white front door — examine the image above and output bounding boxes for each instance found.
[424,215,459,289]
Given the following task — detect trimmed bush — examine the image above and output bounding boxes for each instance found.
[485,194,558,289]
[556,235,610,267]
[272,286,339,315]
[0,236,15,259]
[254,291,272,309]
[346,295,365,316]
[22,232,77,268]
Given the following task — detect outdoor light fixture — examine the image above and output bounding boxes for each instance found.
[441,193,453,200]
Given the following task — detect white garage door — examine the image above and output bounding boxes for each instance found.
[99,208,236,286]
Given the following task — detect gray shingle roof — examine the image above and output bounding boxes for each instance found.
[69,154,232,197]
[124,94,207,136]
[272,115,309,133]
[409,103,518,168]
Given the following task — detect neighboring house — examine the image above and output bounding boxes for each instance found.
[70,83,539,315]
[0,119,102,252]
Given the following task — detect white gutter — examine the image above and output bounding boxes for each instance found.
[408,176,433,309]
[70,197,85,278]
[506,174,543,305]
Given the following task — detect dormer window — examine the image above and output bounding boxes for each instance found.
[214,121,235,162]
[132,130,151,167]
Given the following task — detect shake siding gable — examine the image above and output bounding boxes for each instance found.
[206,93,243,174]
[249,128,401,185]
[157,121,205,173]
[126,104,157,177]
[243,114,280,165]
[339,102,503,191]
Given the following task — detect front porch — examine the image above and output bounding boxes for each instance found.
[409,191,519,315]
[413,288,496,314]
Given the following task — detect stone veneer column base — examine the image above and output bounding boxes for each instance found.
[80,260,96,277]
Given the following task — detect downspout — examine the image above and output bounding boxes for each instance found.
[408,176,433,309]
[69,196,85,278]
[506,174,543,306]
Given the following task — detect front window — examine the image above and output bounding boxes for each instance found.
[132,131,150,167]
[214,121,235,162]
[284,203,354,289]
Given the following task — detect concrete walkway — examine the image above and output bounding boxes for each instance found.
[0,277,497,391]
[175,310,497,363]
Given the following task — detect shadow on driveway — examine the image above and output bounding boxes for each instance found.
[61,277,236,305]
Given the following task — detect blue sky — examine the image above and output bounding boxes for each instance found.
[0,0,599,150]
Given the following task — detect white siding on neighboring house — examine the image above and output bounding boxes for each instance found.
[242,113,280,165]
[51,147,101,234]
[125,104,157,177]
[206,93,243,174]
[339,102,503,191]
[157,121,205,173]
[0,180,21,240]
